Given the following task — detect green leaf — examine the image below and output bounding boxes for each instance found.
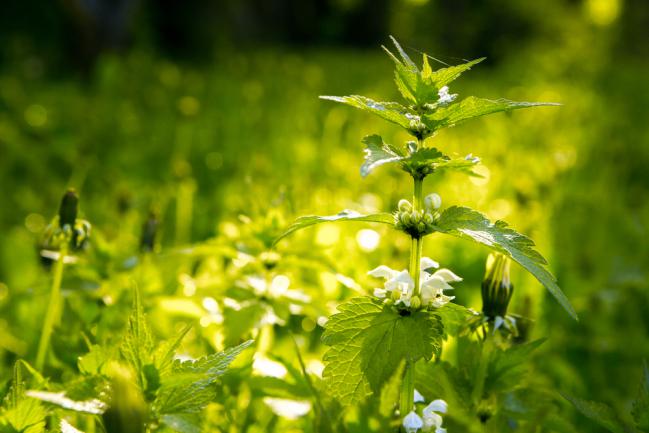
[121,289,154,390]
[379,361,405,417]
[155,340,253,415]
[435,303,475,338]
[562,394,632,433]
[433,206,577,320]
[160,413,202,433]
[273,210,394,245]
[424,96,559,132]
[401,147,480,178]
[320,95,413,129]
[361,135,404,177]
[422,57,486,91]
[485,339,546,393]
[631,361,649,430]
[0,398,47,433]
[321,297,443,405]
[153,324,192,378]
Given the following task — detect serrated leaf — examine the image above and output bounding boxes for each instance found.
[1,398,47,433]
[423,57,486,90]
[320,95,413,129]
[155,341,252,415]
[273,210,394,245]
[562,394,632,433]
[160,413,202,433]
[361,135,404,177]
[433,206,577,320]
[121,289,154,390]
[485,339,545,393]
[154,324,192,378]
[424,96,559,132]
[321,297,443,405]
[632,361,649,430]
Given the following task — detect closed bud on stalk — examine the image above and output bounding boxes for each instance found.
[424,193,442,210]
[398,199,413,213]
[140,212,159,253]
[481,253,514,318]
[58,189,78,229]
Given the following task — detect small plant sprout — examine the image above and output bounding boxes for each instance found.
[275,36,573,430]
[36,189,91,370]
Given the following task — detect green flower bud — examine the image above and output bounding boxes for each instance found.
[410,295,421,310]
[58,189,78,229]
[417,222,426,233]
[423,212,434,225]
[140,212,159,253]
[481,253,514,318]
[399,211,412,226]
[424,193,442,210]
[391,290,401,302]
[398,199,413,213]
[411,210,422,223]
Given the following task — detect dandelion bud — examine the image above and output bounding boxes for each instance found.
[481,253,514,318]
[58,189,78,229]
[398,199,413,213]
[424,193,442,210]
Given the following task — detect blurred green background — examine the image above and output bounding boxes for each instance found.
[0,0,648,430]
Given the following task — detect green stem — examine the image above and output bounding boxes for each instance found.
[410,176,424,296]
[36,244,67,371]
[399,361,415,421]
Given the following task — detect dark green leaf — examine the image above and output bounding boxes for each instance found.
[433,206,577,320]
[563,394,632,433]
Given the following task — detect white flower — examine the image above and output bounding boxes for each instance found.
[420,265,462,308]
[369,258,461,308]
[403,411,424,433]
[423,399,448,433]
[414,389,425,403]
[437,86,457,105]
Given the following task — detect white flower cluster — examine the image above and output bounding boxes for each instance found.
[369,257,461,308]
[403,393,448,433]
[437,86,457,106]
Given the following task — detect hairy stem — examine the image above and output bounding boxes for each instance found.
[36,244,67,370]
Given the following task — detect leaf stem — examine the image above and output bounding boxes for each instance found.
[36,243,67,371]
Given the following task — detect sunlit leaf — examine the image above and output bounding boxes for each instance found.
[273,210,394,245]
[425,96,559,132]
[320,95,413,129]
[434,206,577,320]
[361,135,404,177]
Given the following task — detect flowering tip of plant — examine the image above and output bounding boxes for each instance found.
[369,258,460,310]
[395,201,440,238]
[42,189,91,254]
[481,253,514,319]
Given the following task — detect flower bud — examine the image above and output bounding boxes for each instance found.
[411,210,422,223]
[140,212,159,253]
[481,253,514,318]
[423,212,434,225]
[58,189,78,229]
[398,199,413,213]
[424,193,442,210]
[399,212,412,226]
[410,295,421,310]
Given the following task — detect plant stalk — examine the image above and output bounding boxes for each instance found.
[36,243,67,370]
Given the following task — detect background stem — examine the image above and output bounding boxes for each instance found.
[399,361,415,422]
[36,244,67,371]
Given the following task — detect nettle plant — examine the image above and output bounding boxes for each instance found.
[276,37,577,432]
